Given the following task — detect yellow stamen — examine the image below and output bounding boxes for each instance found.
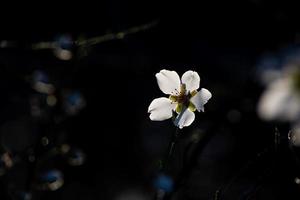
[169,95,177,102]
[190,90,197,97]
[188,102,196,112]
[176,103,183,113]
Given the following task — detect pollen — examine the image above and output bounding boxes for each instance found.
[169,95,177,102]
[169,83,196,112]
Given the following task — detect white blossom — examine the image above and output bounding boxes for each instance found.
[148,69,212,129]
[258,67,300,122]
[258,66,300,146]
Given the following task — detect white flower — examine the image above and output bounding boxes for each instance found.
[258,67,300,122]
[289,123,300,146]
[148,69,212,129]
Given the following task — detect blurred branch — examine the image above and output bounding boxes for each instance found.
[75,20,159,47]
[29,20,159,50]
[31,42,56,50]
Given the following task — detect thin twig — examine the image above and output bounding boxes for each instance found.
[75,20,159,47]
[29,20,159,50]
[163,127,180,171]
[155,127,180,200]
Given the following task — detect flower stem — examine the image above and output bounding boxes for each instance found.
[163,127,180,171]
[155,128,180,200]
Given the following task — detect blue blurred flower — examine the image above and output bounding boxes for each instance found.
[63,90,86,115]
[38,169,64,191]
[41,169,62,182]
[54,34,73,60]
[153,173,174,193]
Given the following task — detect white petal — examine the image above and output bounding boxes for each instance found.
[181,70,200,92]
[190,88,212,112]
[290,124,300,146]
[258,78,300,121]
[155,69,180,95]
[148,97,176,121]
[174,109,195,129]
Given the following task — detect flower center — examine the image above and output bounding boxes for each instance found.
[169,84,197,113]
[177,94,189,105]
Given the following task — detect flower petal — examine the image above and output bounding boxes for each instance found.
[181,71,200,92]
[148,97,176,121]
[190,88,212,112]
[155,70,181,95]
[290,124,300,146]
[258,78,300,121]
[174,108,195,129]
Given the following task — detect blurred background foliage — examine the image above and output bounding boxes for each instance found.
[1,0,300,199]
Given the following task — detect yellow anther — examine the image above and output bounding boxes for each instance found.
[188,102,196,112]
[169,95,178,102]
[190,90,197,97]
[176,103,183,113]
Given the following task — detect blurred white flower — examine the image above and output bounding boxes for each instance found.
[258,66,300,122]
[258,66,300,146]
[289,123,300,146]
[148,69,212,129]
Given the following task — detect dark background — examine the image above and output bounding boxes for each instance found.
[1,0,300,199]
